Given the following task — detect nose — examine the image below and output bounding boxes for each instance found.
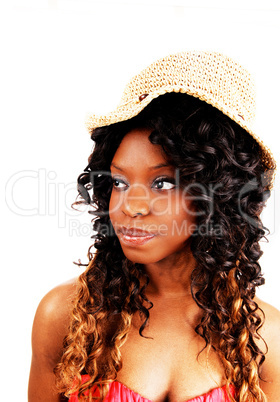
[122,184,150,217]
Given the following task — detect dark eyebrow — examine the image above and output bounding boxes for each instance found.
[110,163,171,171]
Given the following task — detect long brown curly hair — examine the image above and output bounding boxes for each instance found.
[55,93,273,401]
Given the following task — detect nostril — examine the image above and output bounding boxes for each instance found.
[122,201,150,218]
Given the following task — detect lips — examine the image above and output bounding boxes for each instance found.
[118,226,157,246]
[119,226,157,237]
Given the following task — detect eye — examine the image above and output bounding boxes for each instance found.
[112,177,128,190]
[153,177,176,191]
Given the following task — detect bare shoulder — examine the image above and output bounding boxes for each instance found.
[31,277,79,363]
[254,296,280,338]
[29,277,79,401]
[37,277,78,320]
[254,297,280,399]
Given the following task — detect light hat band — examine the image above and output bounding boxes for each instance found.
[86,51,276,189]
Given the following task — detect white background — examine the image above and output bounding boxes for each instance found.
[1,1,280,400]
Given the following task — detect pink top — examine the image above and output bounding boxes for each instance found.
[69,375,235,401]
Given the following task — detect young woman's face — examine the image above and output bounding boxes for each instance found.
[109,128,197,265]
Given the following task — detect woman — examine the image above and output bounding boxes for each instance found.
[28,51,280,401]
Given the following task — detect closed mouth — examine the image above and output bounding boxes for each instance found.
[119,226,157,237]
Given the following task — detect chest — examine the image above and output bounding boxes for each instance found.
[115,301,226,402]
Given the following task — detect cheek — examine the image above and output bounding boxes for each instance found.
[153,193,195,220]
[109,191,122,221]
[150,191,188,217]
[167,199,197,238]
[149,195,170,216]
[108,194,114,219]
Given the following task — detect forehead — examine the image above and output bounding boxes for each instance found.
[111,128,169,168]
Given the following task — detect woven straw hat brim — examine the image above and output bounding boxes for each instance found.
[86,51,276,189]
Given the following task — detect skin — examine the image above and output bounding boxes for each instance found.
[29,128,280,401]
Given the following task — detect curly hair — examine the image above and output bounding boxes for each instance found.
[55,93,273,401]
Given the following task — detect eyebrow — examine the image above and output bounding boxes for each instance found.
[110,163,171,171]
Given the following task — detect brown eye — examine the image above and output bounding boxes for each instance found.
[112,178,127,189]
[153,178,176,190]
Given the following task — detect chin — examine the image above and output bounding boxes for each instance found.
[122,246,182,266]
[120,248,161,265]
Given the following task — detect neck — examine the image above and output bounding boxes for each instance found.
[143,245,196,298]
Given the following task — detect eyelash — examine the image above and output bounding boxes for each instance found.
[111,176,176,191]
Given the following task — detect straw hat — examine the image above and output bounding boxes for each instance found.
[86,51,276,189]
